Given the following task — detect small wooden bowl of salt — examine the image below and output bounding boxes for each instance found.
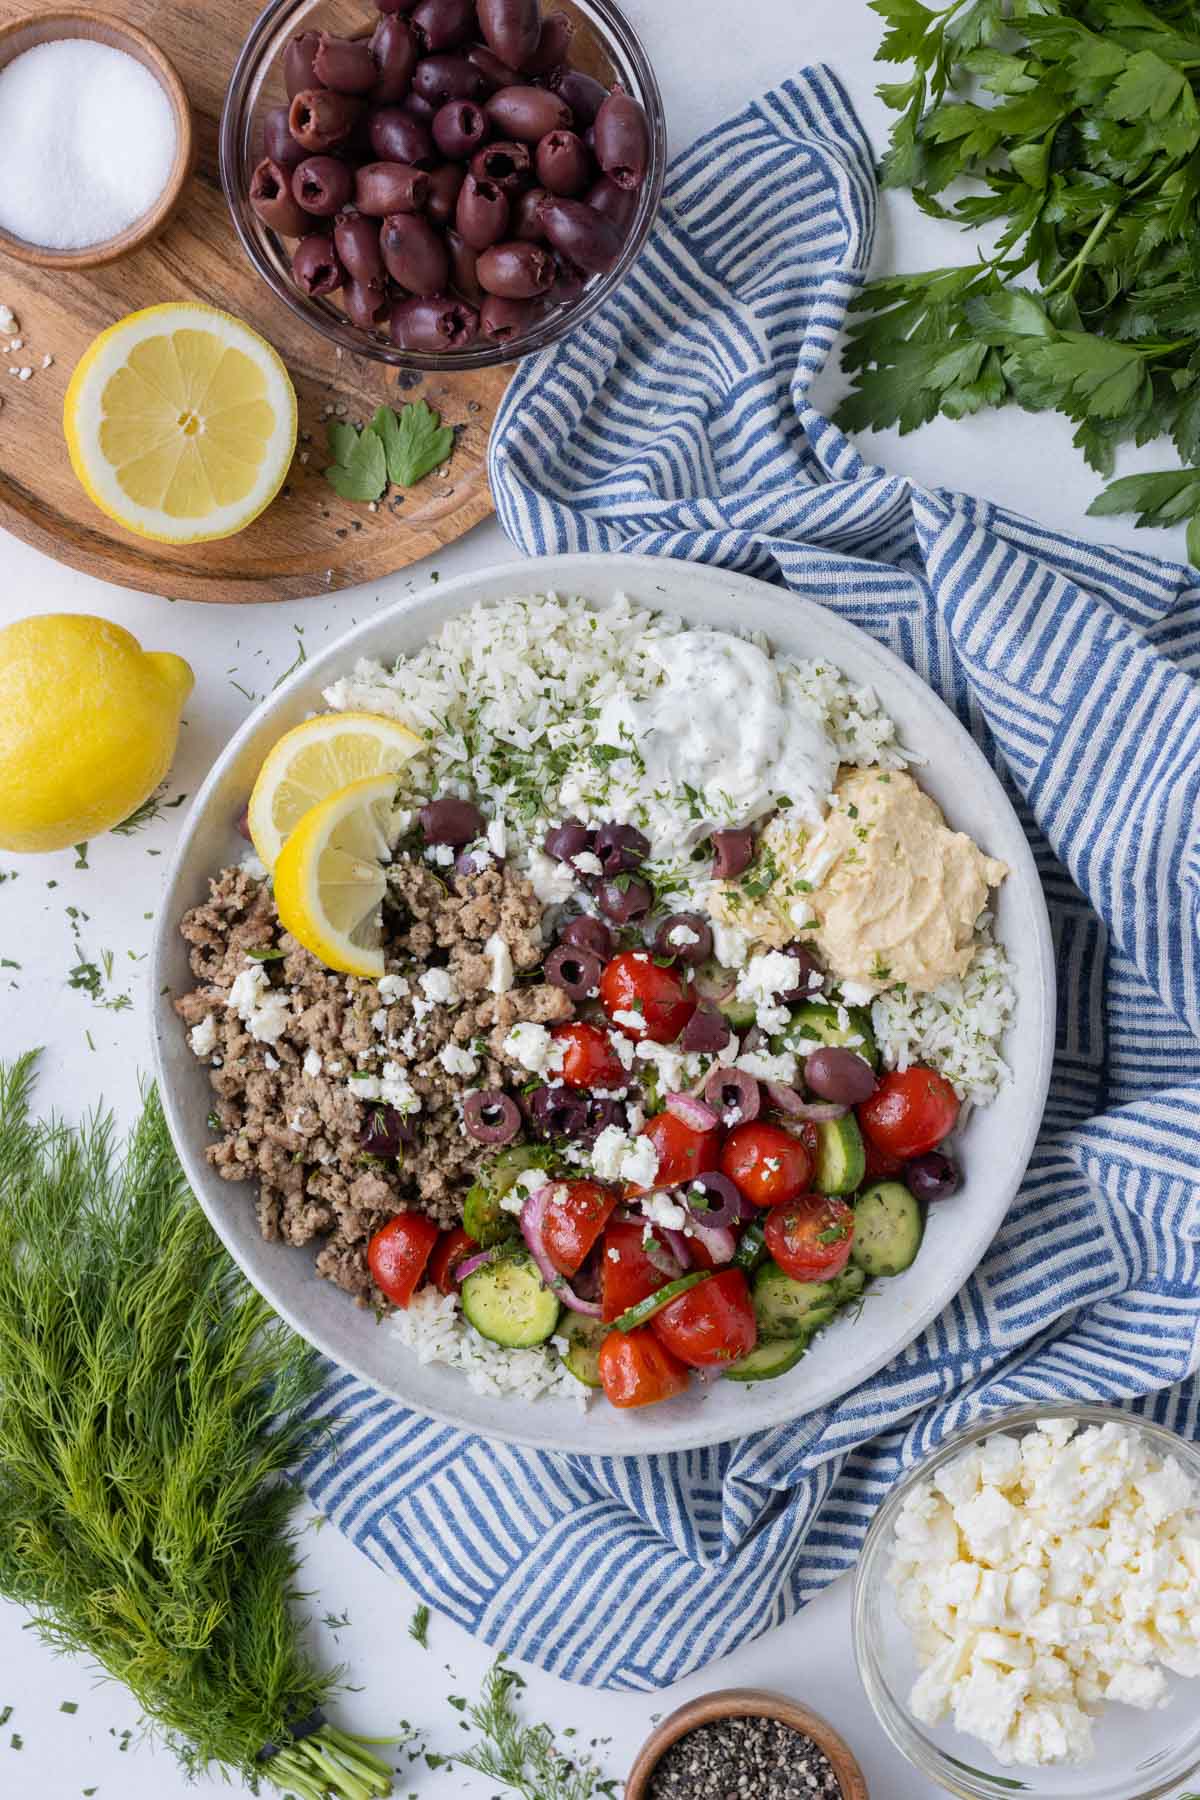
[0,9,193,270]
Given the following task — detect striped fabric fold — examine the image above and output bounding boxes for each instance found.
[300,70,1200,1689]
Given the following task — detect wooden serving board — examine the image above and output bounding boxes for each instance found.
[0,0,510,604]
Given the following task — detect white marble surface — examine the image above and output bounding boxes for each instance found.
[0,1,1194,1796]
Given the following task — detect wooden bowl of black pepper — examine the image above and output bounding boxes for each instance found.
[626,1689,869,1800]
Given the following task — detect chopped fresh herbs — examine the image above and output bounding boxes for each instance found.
[324,401,453,503]
[59,1701,78,1714]
[112,786,188,836]
[246,946,287,963]
[453,1661,614,1800]
[73,843,89,869]
[408,1603,430,1649]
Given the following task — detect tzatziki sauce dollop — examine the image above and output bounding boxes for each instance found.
[568,631,837,853]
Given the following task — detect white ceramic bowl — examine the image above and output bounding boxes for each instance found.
[151,554,1055,1454]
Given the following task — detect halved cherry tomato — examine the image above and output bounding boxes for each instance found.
[650,1268,757,1368]
[629,1111,721,1194]
[427,1226,479,1295]
[764,1194,855,1282]
[598,1326,690,1409]
[601,1218,674,1322]
[543,1179,618,1277]
[720,1121,812,1209]
[599,951,696,1044]
[858,1066,959,1159]
[368,1211,440,1308]
[863,1138,904,1182]
[552,1020,628,1090]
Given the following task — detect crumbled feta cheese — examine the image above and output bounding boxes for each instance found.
[378,973,410,1002]
[350,1062,422,1115]
[239,850,268,880]
[571,850,603,876]
[370,1007,389,1033]
[188,1015,218,1058]
[609,1031,636,1071]
[641,1191,687,1231]
[425,842,455,866]
[303,1047,323,1078]
[486,816,508,859]
[837,978,877,1006]
[264,1052,279,1072]
[711,920,750,968]
[227,965,292,1044]
[667,922,700,948]
[611,1008,644,1033]
[620,1133,659,1190]
[590,1125,659,1189]
[527,849,576,904]
[419,966,459,1005]
[485,932,514,995]
[735,1047,799,1084]
[438,1042,479,1078]
[503,1022,564,1075]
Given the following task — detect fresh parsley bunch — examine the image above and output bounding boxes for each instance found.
[838,0,1200,563]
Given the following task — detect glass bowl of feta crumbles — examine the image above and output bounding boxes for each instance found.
[853,1403,1200,1799]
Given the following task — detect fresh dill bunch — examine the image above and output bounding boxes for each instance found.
[0,1053,394,1800]
[455,1662,615,1800]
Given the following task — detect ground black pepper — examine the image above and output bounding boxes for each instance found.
[646,1714,843,1800]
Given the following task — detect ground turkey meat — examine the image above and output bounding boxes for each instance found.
[175,854,573,1305]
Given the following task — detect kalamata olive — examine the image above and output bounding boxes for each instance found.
[594,875,653,923]
[536,129,592,197]
[250,158,310,235]
[804,1046,878,1106]
[432,98,488,157]
[412,0,477,51]
[526,1084,588,1140]
[464,1091,523,1146]
[653,912,714,966]
[486,85,571,143]
[905,1151,961,1203]
[419,795,485,844]
[550,67,608,127]
[375,0,419,12]
[703,1066,760,1125]
[370,15,419,101]
[289,89,365,152]
[334,212,385,285]
[292,233,344,295]
[513,185,550,240]
[402,89,438,120]
[594,820,649,874]
[476,240,555,298]
[446,226,482,299]
[426,161,466,226]
[466,42,519,93]
[359,1105,415,1157]
[777,945,824,1002]
[479,293,542,340]
[544,943,604,1000]
[454,844,494,880]
[455,173,509,250]
[549,253,586,305]
[586,173,638,233]
[543,818,593,862]
[284,32,323,99]
[594,88,649,190]
[342,278,389,327]
[710,827,754,879]
[262,105,306,172]
[367,104,434,163]
[681,1002,732,1056]
[294,155,354,217]
[470,139,531,191]
[390,293,479,351]
[538,195,621,274]
[354,160,429,216]
[412,52,486,104]
[559,914,613,959]
[578,1096,625,1144]
[476,0,540,69]
[524,9,574,75]
[314,33,378,95]
[381,211,450,291]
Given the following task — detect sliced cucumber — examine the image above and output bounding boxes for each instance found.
[787,1001,879,1070]
[462,1143,554,1248]
[752,1264,839,1341]
[851,1180,924,1278]
[833,1264,867,1304]
[561,1314,605,1389]
[717,993,758,1030]
[734,1221,768,1274]
[724,1337,808,1383]
[813,1113,866,1196]
[613,1270,709,1335]
[460,1251,561,1348]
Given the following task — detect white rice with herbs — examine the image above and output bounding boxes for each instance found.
[390,1286,590,1408]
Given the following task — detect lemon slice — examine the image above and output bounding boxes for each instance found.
[64,302,297,544]
[274,774,401,978]
[248,712,422,869]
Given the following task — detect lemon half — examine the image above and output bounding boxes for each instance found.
[274,775,402,978]
[248,712,422,870]
[64,303,297,544]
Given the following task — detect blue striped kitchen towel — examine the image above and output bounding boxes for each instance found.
[300,70,1200,1689]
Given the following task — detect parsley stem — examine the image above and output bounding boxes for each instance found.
[1043,205,1118,298]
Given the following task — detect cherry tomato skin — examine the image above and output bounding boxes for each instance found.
[630,1111,722,1193]
[863,1137,904,1182]
[858,1066,960,1159]
[651,1269,757,1368]
[427,1226,478,1295]
[543,1179,618,1277]
[720,1121,813,1209]
[598,1326,690,1408]
[552,1020,628,1090]
[599,950,696,1044]
[600,1218,673,1322]
[764,1194,855,1282]
[368,1211,440,1307]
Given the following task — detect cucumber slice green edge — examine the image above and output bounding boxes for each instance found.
[851,1180,924,1278]
[813,1113,866,1196]
[613,1269,710,1335]
[561,1315,606,1389]
[460,1251,561,1349]
[724,1337,809,1383]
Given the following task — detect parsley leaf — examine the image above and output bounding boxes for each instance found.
[375,399,454,487]
[323,421,388,503]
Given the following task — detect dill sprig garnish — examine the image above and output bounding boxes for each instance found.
[0,1054,394,1800]
[455,1662,615,1799]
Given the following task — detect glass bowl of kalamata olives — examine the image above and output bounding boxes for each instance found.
[220,0,666,369]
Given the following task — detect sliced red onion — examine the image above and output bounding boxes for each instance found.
[544,942,603,1000]
[702,1066,760,1125]
[773,1095,850,1124]
[453,1247,498,1282]
[686,1220,737,1264]
[680,1171,741,1231]
[711,828,754,879]
[572,1243,604,1301]
[464,1090,523,1144]
[661,1228,694,1270]
[519,1184,603,1315]
[681,1004,732,1056]
[665,1091,720,1132]
[640,1232,684,1280]
[235,804,253,842]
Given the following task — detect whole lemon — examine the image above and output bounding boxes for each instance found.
[0,614,194,853]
